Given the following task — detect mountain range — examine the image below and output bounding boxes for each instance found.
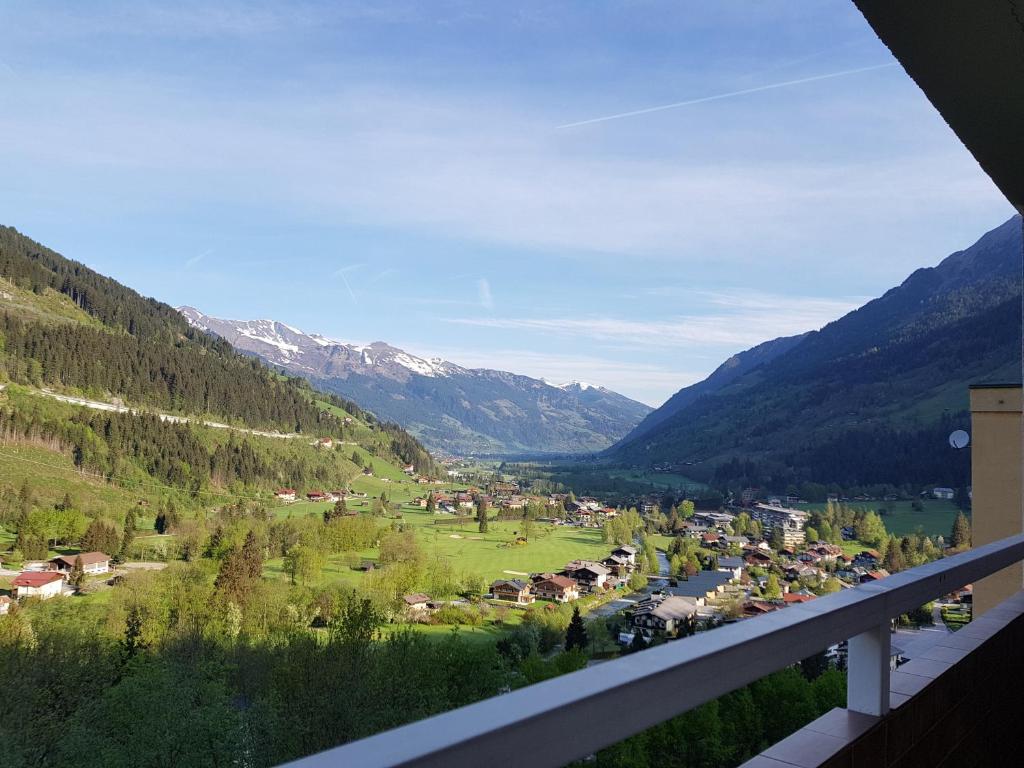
[607,215,1023,491]
[177,307,652,456]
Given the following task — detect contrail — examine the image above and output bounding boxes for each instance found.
[557,62,898,129]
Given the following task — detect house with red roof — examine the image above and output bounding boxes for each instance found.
[12,571,66,600]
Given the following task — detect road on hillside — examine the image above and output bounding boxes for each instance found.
[20,387,306,440]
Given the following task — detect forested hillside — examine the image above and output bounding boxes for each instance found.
[607,216,1023,492]
[0,225,436,489]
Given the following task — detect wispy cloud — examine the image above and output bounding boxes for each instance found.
[557,62,899,129]
[332,264,362,303]
[477,278,494,310]
[445,291,864,350]
[185,248,212,269]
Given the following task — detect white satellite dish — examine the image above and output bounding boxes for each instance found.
[949,430,970,449]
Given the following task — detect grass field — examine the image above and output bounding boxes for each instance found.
[795,500,961,538]
[604,469,707,492]
[264,503,612,586]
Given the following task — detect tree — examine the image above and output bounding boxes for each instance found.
[115,509,137,564]
[283,544,323,585]
[241,529,264,579]
[69,555,85,590]
[764,573,783,601]
[950,511,971,549]
[426,492,436,513]
[324,498,347,523]
[883,536,906,572]
[80,519,120,555]
[805,526,819,543]
[477,498,489,533]
[564,606,588,652]
[854,510,887,547]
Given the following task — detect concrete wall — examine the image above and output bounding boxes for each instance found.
[969,385,1023,615]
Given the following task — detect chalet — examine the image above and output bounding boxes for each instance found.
[693,511,735,528]
[0,595,10,614]
[306,491,330,502]
[785,564,821,581]
[362,467,374,476]
[743,600,781,617]
[532,575,580,603]
[403,464,416,475]
[717,556,745,579]
[853,550,882,569]
[403,593,432,613]
[665,570,732,601]
[490,579,535,605]
[314,437,334,449]
[602,554,636,581]
[50,551,111,575]
[860,569,890,584]
[274,488,297,502]
[631,595,699,635]
[414,497,429,509]
[931,487,955,500]
[783,592,817,605]
[561,561,611,593]
[743,549,773,567]
[609,545,638,565]
[13,571,65,600]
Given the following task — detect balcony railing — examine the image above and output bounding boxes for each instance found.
[283,533,1024,768]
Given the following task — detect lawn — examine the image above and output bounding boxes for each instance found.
[264,507,613,586]
[796,500,961,538]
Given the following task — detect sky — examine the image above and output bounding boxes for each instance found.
[0,1,1014,406]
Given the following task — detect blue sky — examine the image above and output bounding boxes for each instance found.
[0,1,1014,406]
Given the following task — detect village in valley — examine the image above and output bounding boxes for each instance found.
[1,443,972,663]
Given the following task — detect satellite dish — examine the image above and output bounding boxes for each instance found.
[949,430,970,449]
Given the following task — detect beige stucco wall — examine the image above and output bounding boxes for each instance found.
[970,385,1023,615]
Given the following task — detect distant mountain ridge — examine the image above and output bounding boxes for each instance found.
[606,215,1023,490]
[178,307,652,456]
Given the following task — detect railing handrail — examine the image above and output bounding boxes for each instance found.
[283,533,1024,768]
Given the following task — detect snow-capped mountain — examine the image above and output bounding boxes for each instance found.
[179,306,652,455]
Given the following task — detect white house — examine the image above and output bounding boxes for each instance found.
[931,487,956,500]
[50,551,111,576]
[12,571,66,600]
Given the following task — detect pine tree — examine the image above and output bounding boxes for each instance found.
[115,509,137,564]
[123,605,146,659]
[241,530,263,580]
[69,555,85,590]
[565,606,588,652]
[426,492,435,513]
[950,511,971,549]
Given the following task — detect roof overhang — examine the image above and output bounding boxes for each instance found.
[854,1,1024,214]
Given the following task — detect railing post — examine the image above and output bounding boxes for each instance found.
[847,621,891,716]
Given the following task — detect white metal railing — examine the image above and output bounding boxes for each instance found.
[283,533,1024,768]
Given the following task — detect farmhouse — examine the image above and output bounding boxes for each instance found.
[306,491,330,502]
[274,488,297,502]
[561,560,612,592]
[403,593,432,613]
[609,544,638,564]
[50,551,111,575]
[490,579,535,604]
[531,575,579,603]
[632,595,699,635]
[12,571,66,600]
